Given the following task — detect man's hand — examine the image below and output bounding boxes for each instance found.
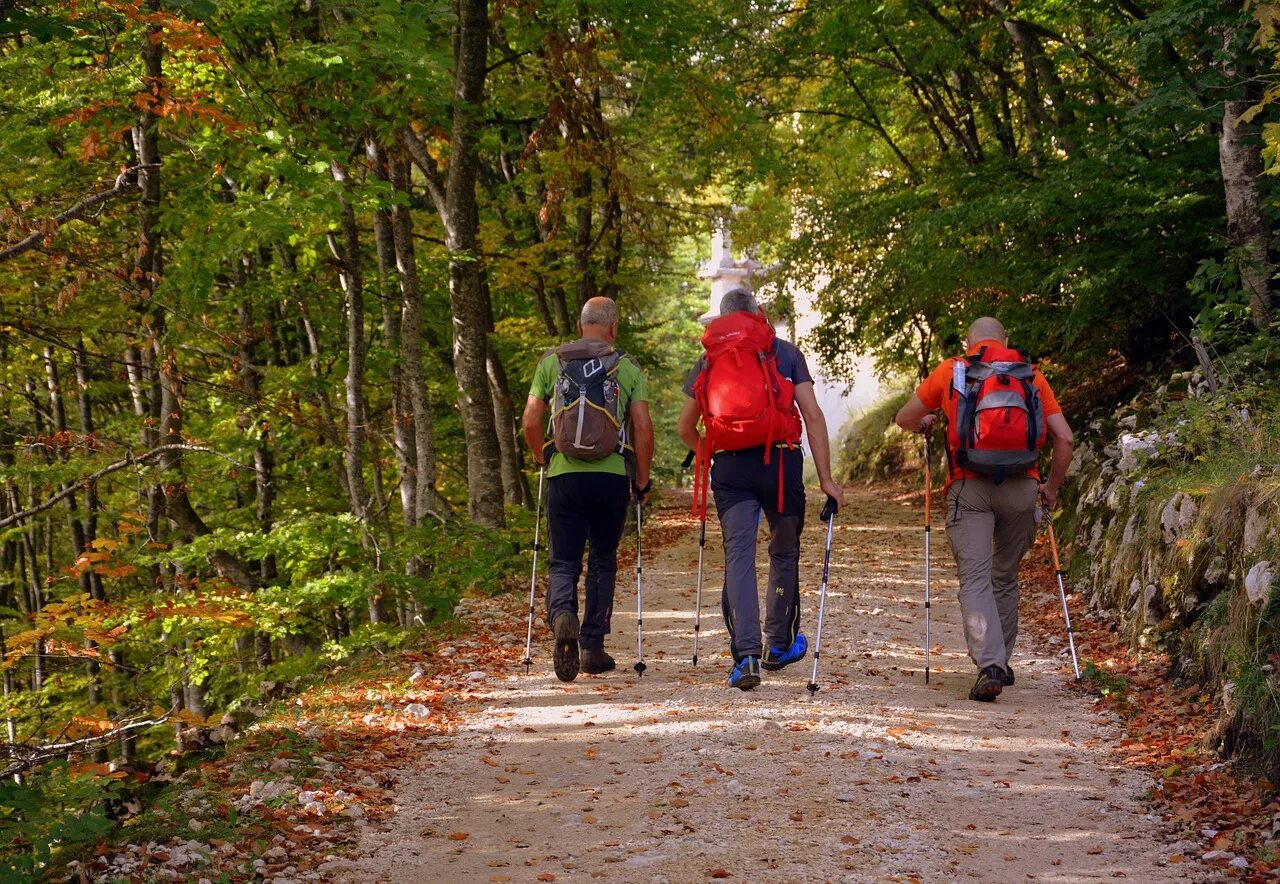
[1039,482,1058,510]
[917,413,937,434]
[632,477,652,506]
[819,478,845,510]
[534,440,555,467]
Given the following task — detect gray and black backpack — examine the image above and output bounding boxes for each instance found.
[548,340,630,461]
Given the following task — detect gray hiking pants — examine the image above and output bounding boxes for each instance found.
[713,447,805,661]
[944,475,1039,670]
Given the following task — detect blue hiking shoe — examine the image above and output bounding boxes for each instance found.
[728,656,761,691]
[761,633,808,672]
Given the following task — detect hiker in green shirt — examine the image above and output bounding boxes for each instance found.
[522,297,654,682]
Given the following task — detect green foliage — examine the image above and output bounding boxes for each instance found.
[834,389,916,483]
[1081,661,1130,700]
[0,762,128,879]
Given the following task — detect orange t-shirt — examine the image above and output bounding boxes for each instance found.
[914,339,1063,485]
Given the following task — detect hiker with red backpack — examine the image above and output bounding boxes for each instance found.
[677,288,845,691]
[522,297,655,683]
[895,316,1074,702]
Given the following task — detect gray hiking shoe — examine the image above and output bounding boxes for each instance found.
[1002,665,1015,686]
[968,665,1004,702]
[552,612,580,682]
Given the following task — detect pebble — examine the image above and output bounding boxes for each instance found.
[404,703,431,718]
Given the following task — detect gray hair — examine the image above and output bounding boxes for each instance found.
[580,296,619,328]
[719,288,760,316]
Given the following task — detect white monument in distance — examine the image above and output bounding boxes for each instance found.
[697,224,882,446]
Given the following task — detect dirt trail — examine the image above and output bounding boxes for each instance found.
[329,485,1201,883]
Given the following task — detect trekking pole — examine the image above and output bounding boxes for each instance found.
[633,496,647,676]
[923,432,933,685]
[692,515,706,666]
[807,495,839,696]
[1045,512,1081,681]
[522,465,547,674]
[691,439,706,666]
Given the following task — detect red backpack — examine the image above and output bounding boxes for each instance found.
[949,344,1046,482]
[691,311,803,515]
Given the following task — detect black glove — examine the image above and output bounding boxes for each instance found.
[820,495,838,522]
[632,479,652,500]
[680,449,695,470]
[540,440,556,464]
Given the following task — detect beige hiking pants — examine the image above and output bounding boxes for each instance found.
[944,475,1039,671]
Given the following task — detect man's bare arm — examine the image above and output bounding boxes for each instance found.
[521,396,549,465]
[1040,413,1074,509]
[677,398,702,452]
[793,381,845,508]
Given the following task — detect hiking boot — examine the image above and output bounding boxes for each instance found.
[1002,665,1015,686]
[581,648,616,675]
[968,665,1004,702]
[552,612,580,682]
[761,633,808,671]
[728,656,761,691]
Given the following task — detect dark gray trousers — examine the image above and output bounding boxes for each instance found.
[712,447,805,661]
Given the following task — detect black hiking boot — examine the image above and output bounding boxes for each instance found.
[1002,665,1015,686]
[581,648,615,674]
[968,665,1004,702]
[552,612,580,682]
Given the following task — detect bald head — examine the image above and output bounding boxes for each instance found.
[967,316,1007,348]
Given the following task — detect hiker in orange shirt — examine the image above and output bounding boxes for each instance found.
[895,317,1074,701]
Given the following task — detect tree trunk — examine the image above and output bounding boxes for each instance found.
[442,0,505,527]
[1220,99,1272,326]
[329,160,373,527]
[389,149,449,523]
[368,140,418,529]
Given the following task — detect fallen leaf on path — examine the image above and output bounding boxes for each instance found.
[448,832,469,841]
[708,871,731,879]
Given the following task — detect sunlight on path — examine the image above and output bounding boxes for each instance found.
[331,487,1203,883]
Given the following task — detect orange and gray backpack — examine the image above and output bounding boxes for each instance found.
[948,344,1046,482]
[548,340,630,461]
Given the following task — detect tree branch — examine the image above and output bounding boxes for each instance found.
[401,128,447,216]
[0,169,149,263]
[0,444,242,530]
[0,713,169,780]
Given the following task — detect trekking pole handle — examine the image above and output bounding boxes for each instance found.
[820,495,838,522]
[681,449,695,470]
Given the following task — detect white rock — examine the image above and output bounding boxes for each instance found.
[437,646,457,657]
[408,665,426,683]
[465,671,487,681]
[303,801,327,816]
[298,791,321,805]
[404,703,431,718]
[1230,857,1250,869]
[1245,560,1273,605]
[1118,432,1159,472]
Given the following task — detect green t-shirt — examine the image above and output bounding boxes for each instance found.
[530,345,648,478]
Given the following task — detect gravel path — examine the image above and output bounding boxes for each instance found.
[332,485,1201,883]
